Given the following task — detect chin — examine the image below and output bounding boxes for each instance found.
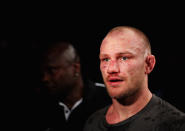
[109,92,127,99]
[108,87,138,101]
[107,88,126,99]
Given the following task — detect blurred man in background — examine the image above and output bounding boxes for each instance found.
[35,40,111,131]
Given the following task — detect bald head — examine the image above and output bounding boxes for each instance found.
[102,26,151,57]
[41,41,83,98]
[43,41,80,66]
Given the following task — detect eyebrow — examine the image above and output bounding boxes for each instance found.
[99,54,108,58]
[100,51,135,58]
[116,52,133,56]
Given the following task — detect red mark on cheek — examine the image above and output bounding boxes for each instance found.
[100,64,107,73]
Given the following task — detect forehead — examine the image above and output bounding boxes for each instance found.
[100,30,144,56]
[42,53,67,67]
[43,44,75,66]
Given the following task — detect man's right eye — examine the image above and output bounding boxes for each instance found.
[102,58,109,62]
[47,67,59,74]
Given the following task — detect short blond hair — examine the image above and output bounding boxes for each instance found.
[106,26,152,57]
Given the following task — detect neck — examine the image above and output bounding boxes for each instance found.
[62,77,84,109]
[106,87,152,124]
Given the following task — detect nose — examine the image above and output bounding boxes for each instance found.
[41,72,50,82]
[107,60,120,74]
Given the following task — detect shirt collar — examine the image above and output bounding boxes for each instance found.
[59,98,83,120]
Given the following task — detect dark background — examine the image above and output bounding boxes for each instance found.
[1,4,185,129]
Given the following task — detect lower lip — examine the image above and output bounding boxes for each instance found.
[107,81,123,86]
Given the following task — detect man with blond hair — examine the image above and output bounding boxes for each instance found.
[83,26,185,131]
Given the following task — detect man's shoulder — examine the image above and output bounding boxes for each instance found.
[155,116,185,131]
[146,94,185,130]
[149,95,185,118]
[153,95,185,117]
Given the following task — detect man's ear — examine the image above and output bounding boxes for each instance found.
[145,55,156,74]
[73,63,81,77]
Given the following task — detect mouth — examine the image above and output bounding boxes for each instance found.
[107,77,124,86]
[109,79,123,82]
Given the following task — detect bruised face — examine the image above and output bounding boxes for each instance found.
[100,30,149,100]
[41,45,76,98]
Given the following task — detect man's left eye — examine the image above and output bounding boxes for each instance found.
[122,57,128,60]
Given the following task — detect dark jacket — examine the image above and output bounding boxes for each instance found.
[32,80,111,131]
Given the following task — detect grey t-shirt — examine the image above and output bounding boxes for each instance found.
[84,94,185,131]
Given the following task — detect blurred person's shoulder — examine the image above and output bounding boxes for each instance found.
[83,80,111,108]
[84,80,109,99]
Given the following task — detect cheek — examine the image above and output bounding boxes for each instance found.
[128,64,137,75]
[100,64,108,80]
[118,62,130,73]
[55,70,67,81]
[127,62,145,77]
[119,61,140,76]
[100,63,108,73]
